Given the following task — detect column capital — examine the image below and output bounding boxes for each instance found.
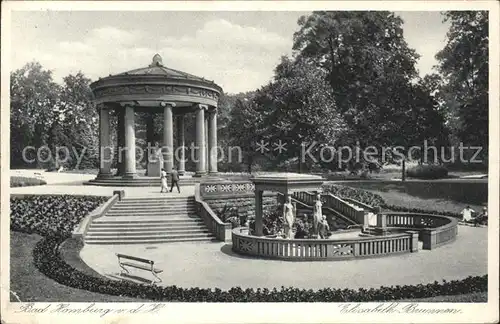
[197,104,208,111]
[160,101,176,108]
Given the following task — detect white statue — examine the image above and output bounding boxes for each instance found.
[318,215,330,239]
[312,193,323,238]
[283,195,296,239]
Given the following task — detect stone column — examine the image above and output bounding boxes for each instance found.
[255,190,263,236]
[176,115,186,175]
[123,105,137,178]
[205,114,209,172]
[145,112,155,176]
[194,104,207,177]
[162,102,175,174]
[97,106,113,178]
[208,108,218,174]
[116,108,126,176]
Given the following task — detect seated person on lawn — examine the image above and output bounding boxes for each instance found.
[473,206,488,226]
[461,206,476,223]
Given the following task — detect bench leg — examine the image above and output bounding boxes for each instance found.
[151,271,162,284]
[119,263,130,276]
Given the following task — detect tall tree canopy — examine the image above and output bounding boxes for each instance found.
[435,11,488,161]
[10,62,61,167]
[10,62,98,168]
[291,11,436,152]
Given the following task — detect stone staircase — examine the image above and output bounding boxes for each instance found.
[85,196,216,244]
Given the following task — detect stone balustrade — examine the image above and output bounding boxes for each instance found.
[232,227,419,260]
[200,181,255,199]
[293,191,365,225]
[383,212,458,249]
[194,184,232,242]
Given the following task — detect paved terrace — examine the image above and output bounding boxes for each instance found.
[80,225,487,290]
[10,169,195,197]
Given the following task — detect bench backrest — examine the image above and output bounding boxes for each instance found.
[116,253,154,264]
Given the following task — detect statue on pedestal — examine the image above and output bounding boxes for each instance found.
[312,193,323,238]
[283,195,296,239]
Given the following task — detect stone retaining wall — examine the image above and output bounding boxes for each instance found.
[204,193,278,220]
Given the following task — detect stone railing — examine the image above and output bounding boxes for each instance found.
[383,212,458,250]
[232,227,418,260]
[293,192,365,225]
[200,181,255,199]
[343,198,377,212]
[195,184,232,242]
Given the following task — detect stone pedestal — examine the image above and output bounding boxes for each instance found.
[147,149,163,177]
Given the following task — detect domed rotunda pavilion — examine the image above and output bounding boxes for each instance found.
[87,54,222,186]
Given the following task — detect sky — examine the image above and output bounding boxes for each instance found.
[9,10,450,94]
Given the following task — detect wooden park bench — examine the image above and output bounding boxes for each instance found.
[116,253,163,284]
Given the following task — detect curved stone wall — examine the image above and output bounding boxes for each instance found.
[232,228,419,261]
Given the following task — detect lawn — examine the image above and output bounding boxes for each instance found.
[9,231,143,302]
[10,230,487,302]
[10,176,47,187]
[337,181,487,213]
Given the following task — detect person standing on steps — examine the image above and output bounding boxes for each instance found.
[160,168,168,193]
[170,167,180,193]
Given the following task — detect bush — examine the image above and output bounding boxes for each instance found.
[10,195,108,237]
[216,204,241,228]
[10,176,47,188]
[33,235,487,302]
[322,184,386,207]
[406,164,448,179]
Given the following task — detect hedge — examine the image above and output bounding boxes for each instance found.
[10,195,108,237]
[10,176,47,188]
[33,235,487,302]
[322,184,386,207]
[406,164,449,179]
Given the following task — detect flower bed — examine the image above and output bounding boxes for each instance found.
[33,235,487,302]
[10,176,47,187]
[10,195,108,237]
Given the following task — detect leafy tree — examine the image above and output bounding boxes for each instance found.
[58,72,99,169]
[226,94,264,172]
[252,56,347,171]
[435,11,488,163]
[10,62,61,167]
[292,11,422,150]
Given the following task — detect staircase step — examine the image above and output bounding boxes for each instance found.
[95,217,204,223]
[115,201,195,205]
[87,229,212,235]
[119,198,195,203]
[85,232,215,240]
[90,223,207,229]
[105,213,198,218]
[110,206,195,210]
[108,209,197,214]
[85,237,218,245]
